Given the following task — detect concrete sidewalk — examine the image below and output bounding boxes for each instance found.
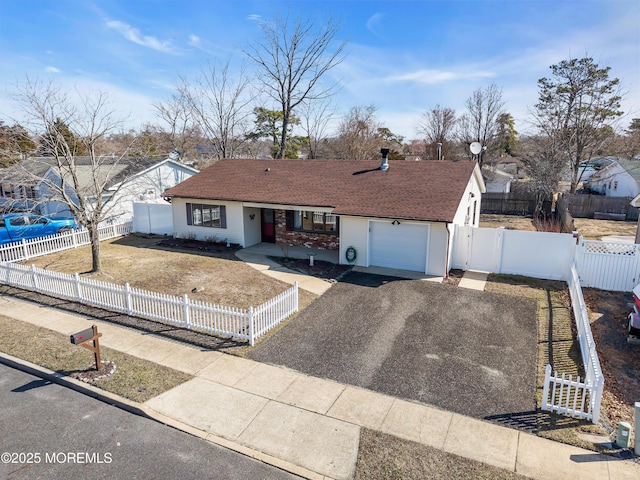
[1,295,638,480]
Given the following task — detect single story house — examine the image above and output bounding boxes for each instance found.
[585,157,640,198]
[163,153,485,275]
[0,154,198,223]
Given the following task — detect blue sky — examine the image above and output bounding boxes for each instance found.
[1,0,639,140]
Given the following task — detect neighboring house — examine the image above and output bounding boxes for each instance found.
[0,155,198,222]
[163,153,485,275]
[584,157,640,197]
[482,165,513,193]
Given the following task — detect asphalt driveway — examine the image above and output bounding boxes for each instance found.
[248,271,538,420]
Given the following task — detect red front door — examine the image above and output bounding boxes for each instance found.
[261,209,275,243]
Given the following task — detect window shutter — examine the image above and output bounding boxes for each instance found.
[285,210,293,231]
[186,203,192,226]
[220,205,227,229]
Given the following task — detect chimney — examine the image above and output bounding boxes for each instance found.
[380,148,390,171]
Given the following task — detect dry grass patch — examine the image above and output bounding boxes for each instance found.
[480,214,536,231]
[354,429,530,480]
[22,234,317,311]
[573,218,636,240]
[481,213,636,240]
[0,315,192,403]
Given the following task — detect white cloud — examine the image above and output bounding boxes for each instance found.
[387,69,495,84]
[106,20,176,54]
[366,13,384,36]
[188,34,201,47]
[247,14,262,22]
[45,66,60,73]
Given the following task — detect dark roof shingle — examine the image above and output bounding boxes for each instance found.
[164,158,478,223]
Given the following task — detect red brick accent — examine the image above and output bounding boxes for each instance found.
[274,210,339,251]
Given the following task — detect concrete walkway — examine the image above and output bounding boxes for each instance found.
[459,269,489,290]
[0,295,638,480]
[236,245,333,295]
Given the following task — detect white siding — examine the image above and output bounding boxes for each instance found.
[589,163,639,198]
[106,162,197,222]
[452,171,483,227]
[427,223,448,276]
[243,206,262,247]
[172,198,245,246]
[339,216,369,267]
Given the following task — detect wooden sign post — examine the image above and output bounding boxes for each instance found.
[70,325,103,371]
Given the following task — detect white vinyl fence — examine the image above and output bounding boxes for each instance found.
[451,225,576,280]
[0,262,297,346]
[541,266,604,423]
[575,238,640,292]
[0,221,133,263]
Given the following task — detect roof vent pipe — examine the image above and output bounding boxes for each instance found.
[380,148,390,171]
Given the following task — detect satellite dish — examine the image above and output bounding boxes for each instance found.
[470,142,482,155]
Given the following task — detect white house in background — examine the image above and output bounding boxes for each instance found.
[0,155,198,222]
[164,152,485,276]
[585,157,640,198]
[482,165,514,193]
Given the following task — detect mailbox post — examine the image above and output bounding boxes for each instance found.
[70,325,102,371]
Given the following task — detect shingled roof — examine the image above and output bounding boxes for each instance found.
[164,158,479,223]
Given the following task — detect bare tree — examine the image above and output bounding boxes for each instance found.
[417,104,457,160]
[334,105,382,160]
[177,59,253,160]
[154,93,201,158]
[533,56,623,193]
[299,98,336,159]
[519,133,566,216]
[245,14,346,159]
[12,78,140,273]
[457,83,505,164]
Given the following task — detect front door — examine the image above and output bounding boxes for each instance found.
[261,209,276,243]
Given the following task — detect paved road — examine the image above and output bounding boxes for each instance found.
[250,272,539,420]
[0,363,299,480]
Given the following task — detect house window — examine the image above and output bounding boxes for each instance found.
[287,210,338,233]
[186,203,227,228]
[614,181,618,190]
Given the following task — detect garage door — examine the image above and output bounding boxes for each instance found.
[369,221,429,272]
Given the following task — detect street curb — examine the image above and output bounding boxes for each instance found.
[0,351,331,480]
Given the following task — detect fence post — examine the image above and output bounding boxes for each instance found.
[74,272,82,301]
[183,294,191,329]
[293,281,299,312]
[21,239,29,261]
[248,306,255,346]
[591,376,604,425]
[72,229,78,248]
[542,364,552,412]
[125,282,132,315]
[30,264,39,291]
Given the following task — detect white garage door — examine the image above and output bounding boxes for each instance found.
[369,221,429,272]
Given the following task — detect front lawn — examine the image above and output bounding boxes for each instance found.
[21,234,317,311]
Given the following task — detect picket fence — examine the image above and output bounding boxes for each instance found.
[541,266,604,423]
[0,221,133,263]
[0,261,297,346]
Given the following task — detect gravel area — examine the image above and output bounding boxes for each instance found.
[249,271,539,420]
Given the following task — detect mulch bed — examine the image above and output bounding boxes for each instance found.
[156,237,241,253]
[268,256,353,282]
